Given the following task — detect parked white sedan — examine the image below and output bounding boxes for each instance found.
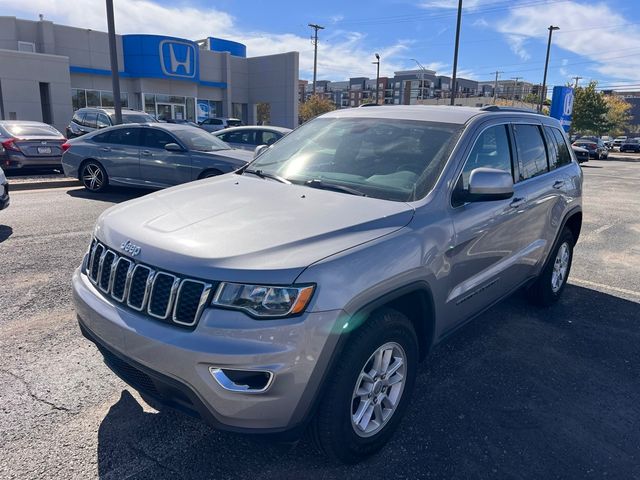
[212,126,291,151]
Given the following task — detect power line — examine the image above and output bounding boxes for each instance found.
[333,0,569,27]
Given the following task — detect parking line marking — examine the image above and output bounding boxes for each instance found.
[570,278,640,299]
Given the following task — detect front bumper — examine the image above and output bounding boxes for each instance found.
[2,153,62,170]
[73,269,343,434]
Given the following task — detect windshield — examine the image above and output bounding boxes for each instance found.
[4,123,62,137]
[173,127,231,151]
[248,116,462,201]
[116,113,157,124]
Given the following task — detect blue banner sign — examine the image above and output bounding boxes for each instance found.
[550,86,574,132]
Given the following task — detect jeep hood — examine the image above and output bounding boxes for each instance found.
[95,174,414,284]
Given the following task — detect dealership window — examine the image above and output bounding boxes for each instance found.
[232,103,247,123]
[18,41,36,53]
[71,88,128,111]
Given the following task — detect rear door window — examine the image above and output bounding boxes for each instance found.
[107,128,141,146]
[513,124,548,181]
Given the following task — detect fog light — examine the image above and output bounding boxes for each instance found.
[209,367,273,393]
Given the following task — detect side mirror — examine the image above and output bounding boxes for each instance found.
[164,143,184,152]
[254,144,269,158]
[467,168,514,201]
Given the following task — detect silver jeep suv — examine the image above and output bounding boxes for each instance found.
[74,106,582,463]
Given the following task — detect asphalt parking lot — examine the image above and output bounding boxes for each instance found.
[0,158,639,479]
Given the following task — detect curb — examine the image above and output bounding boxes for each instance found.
[10,179,82,192]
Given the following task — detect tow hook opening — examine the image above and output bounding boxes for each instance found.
[209,367,274,393]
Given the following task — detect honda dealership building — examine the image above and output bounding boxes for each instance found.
[0,16,299,133]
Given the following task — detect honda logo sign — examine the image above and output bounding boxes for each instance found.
[159,40,196,78]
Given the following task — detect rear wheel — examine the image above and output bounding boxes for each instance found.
[527,228,574,306]
[80,160,108,192]
[310,308,418,464]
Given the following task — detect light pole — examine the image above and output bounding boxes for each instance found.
[106,0,122,124]
[373,53,380,104]
[411,58,428,102]
[309,23,325,96]
[539,25,559,113]
[450,0,463,106]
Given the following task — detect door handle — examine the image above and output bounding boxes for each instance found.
[99,147,111,152]
[510,197,525,208]
[552,180,565,189]
[141,150,151,156]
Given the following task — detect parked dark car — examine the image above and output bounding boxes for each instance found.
[620,138,640,153]
[571,145,589,163]
[0,121,66,171]
[66,107,157,138]
[61,123,253,192]
[0,166,9,210]
[213,126,292,151]
[572,138,608,159]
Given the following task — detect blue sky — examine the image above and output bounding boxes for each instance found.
[1,0,639,90]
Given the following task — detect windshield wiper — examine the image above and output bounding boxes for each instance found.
[243,169,291,184]
[303,179,367,197]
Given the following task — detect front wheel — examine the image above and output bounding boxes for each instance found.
[80,160,108,192]
[527,228,574,306]
[310,308,418,464]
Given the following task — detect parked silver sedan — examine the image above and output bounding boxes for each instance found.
[62,124,253,192]
[212,126,291,151]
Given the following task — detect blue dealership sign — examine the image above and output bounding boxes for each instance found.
[122,35,199,81]
[550,86,574,132]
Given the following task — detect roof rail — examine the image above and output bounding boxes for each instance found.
[480,105,540,114]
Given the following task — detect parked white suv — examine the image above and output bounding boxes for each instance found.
[198,117,242,132]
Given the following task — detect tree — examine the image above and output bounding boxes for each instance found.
[256,103,271,125]
[603,95,631,136]
[299,95,336,123]
[571,81,609,135]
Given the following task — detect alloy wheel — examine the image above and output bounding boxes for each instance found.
[82,163,104,191]
[351,342,406,438]
[551,242,570,293]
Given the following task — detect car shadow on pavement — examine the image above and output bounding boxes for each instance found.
[0,225,13,243]
[96,285,640,480]
[66,187,151,204]
[580,165,602,169]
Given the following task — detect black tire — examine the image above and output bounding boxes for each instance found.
[310,308,418,464]
[80,160,108,192]
[527,228,574,306]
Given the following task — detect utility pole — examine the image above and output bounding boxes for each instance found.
[308,23,325,96]
[511,76,522,105]
[539,25,560,113]
[492,70,503,104]
[572,76,582,89]
[106,0,122,124]
[450,0,463,105]
[372,53,380,104]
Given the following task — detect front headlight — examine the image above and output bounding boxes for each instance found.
[212,282,315,318]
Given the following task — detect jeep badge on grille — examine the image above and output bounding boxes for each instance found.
[120,240,141,257]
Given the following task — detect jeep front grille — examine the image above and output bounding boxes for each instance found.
[85,239,213,328]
